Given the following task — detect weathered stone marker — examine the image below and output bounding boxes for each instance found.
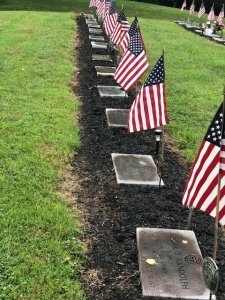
[85,19,98,25]
[91,41,108,49]
[105,108,129,127]
[95,66,116,76]
[88,24,101,28]
[89,28,103,35]
[97,86,128,99]
[89,35,105,42]
[92,54,112,62]
[111,153,164,186]
[136,228,210,299]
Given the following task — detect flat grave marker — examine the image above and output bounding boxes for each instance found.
[88,24,101,28]
[84,14,95,19]
[91,41,108,49]
[212,37,225,43]
[92,54,112,62]
[111,153,164,186]
[136,228,210,299]
[89,35,105,42]
[105,108,129,127]
[85,19,98,24]
[95,66,116,76]
[89,28,103,35]
[97,86,128,99]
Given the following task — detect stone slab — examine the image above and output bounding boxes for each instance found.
[89,28,103,35]
[92,54,112,62]
[84,14,95,19]
[95,66,116,76]
[106,108,129,127]
[91,41,108,49]
[85,19,98,24]
[111,153,164,186]
[88,24,101,28]
[212,37,225,43]
[89,35,105,42]
[97,86,128,99]
[136,228,210,299]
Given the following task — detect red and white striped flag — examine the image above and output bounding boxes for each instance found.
[119,16,138,53]
[97,0,106,17]
[217,5,224,25]
[198,1,205,18]
[127,55,169,133]
[189,1,195,14]
[207,4,215,21]
[114,30,149,92]
[89,0,97,8]
[104,0,117,35]
[180,0,186,11]
[182,102,225,227]
[111,9,129,45]
[104,1,110,18]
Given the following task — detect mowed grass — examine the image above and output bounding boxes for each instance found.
[0,9,85,300]
[0,0,225,299]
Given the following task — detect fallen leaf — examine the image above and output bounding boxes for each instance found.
[146,259,157,265]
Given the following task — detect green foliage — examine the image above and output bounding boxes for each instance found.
[0,9,85,300]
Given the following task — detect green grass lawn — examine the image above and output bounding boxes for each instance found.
[0,0,225,299]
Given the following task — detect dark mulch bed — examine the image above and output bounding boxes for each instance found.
[72,16,225,300]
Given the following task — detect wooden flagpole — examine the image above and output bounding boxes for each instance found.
[213,86,225,261]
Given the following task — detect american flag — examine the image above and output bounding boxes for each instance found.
[217,5,224,25]
[127,55,169,133]
[111,10,129,45]
[189,1,195,15]
[207,4,215,21]
[97,0,105,16]
[119,16,138,53]
[104,0,117,35]
[114,30,149,92]
[89,0,97,8]
[104,1,110,18]
[198,2,205,18]
[182,102,225,227]
[180,0,186,11]
[220,104,225,175]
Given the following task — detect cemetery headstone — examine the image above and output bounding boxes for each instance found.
[92,54,112,62]
[91,41,108,49]
[111,153,164,186]
[95,66,116,77]
[136,228,210,299]
[89,35,105,42]
[105,108,129,127]
[97,86,128,99]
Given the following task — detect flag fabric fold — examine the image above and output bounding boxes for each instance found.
[217,5,224,25]
[104,0,117,35]
[89,0,97,8]
[114,29,149,92]
[189,1,195,14]
[127,55,169,133]
[198,1,205,18]
[207,4,215,21]
[119,16,138,53]
[180,0,186,12]
[97,0,106,17]
[111,9,129,45]
[182,102,225,227]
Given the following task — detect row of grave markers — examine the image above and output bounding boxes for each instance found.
[83,13,217,300]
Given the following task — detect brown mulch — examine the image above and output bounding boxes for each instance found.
[71,16,225,300]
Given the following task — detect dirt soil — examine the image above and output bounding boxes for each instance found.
[71,16,225,300]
